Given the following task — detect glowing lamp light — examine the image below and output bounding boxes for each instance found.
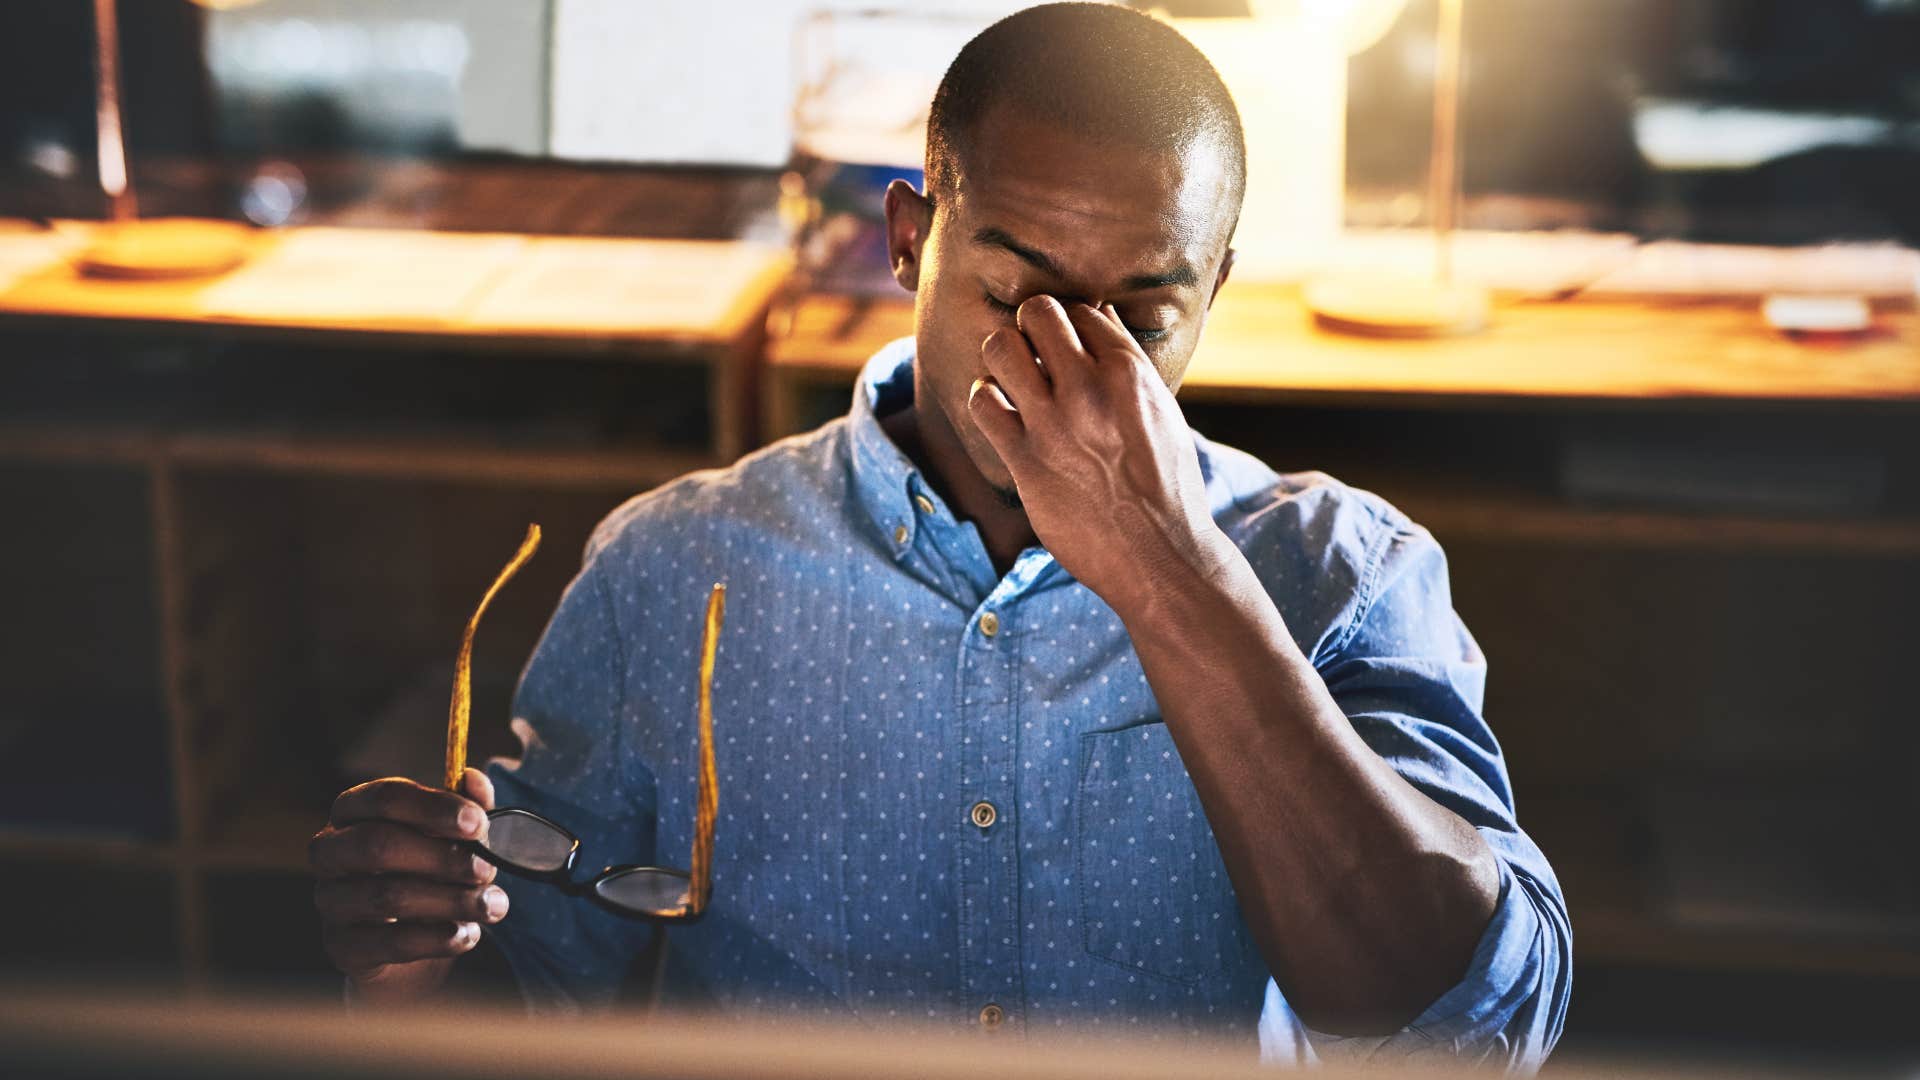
[1245,0,1492,337]
[1292,0,1413,54]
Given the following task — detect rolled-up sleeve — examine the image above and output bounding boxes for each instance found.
[1270,518,1572,1073]
[482,534,659,1013]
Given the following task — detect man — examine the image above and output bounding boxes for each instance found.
[309,3,1570,1069]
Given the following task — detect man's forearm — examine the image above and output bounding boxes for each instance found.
[1106,528,1501,1036]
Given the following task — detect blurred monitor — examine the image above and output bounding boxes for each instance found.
[1345,0,1920,245]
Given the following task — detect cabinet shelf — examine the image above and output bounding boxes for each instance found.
[0,830,177,869]
[0,427,713,489]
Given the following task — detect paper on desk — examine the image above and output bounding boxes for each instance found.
[1320,229,1642,295]
[0,223,87,295]
[461,237,792,338]
[1321,228,1920,299]
[1589,241,1920,299]
[195,228,525,326]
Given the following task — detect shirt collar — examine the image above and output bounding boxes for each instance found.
[844,335,1222,565]
[846,337,935,561]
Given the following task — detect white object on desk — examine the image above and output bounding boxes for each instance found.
[461,237,793,337]
[1762,294,1874,334]
[1593,241,1920,299]
[0,224,88,294]
[1321,229,1920,300]
[196,228,525,326]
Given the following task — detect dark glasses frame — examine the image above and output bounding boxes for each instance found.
[468,807,707,924]
[443,526,726,926]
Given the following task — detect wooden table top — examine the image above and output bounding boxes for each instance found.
[0,221,792,351]
[769,285,1920,409]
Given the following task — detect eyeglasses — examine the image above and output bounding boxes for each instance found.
[445,524,725,922]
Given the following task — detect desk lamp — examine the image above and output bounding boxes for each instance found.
[76,0,255,280]
[1258,0,1491,337]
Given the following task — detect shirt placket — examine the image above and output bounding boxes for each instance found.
[953,585,1027,1034]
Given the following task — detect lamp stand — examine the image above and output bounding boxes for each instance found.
[1306,0,1489,337]
[76,0,251,280]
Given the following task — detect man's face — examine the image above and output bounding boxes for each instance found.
[887,105,1238,496]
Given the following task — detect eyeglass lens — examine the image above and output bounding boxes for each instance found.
[482,810,575,874]
[594,868,693,919]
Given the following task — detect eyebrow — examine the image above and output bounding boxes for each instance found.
[971,226,1196,293]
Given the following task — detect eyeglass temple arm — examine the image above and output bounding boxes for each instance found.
[687,582,725,914]
[446,524,542,792]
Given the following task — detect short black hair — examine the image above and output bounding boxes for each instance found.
[925,3,1246,229]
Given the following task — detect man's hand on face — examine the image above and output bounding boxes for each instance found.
[966,295,1232,611]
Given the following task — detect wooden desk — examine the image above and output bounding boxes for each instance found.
[0,220,785,991]
[766,285,1920,431]
[2,223,792,460]
[766,286,1920,557]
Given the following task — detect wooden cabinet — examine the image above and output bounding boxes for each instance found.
[0,296,767,990]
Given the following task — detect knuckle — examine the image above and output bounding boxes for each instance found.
[371,782,406,821]
[363,824,402,866]
[369,876,400,916]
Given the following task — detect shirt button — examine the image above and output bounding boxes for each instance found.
[893,523,909,545]
[914,494,935,516]
[970,800,997,829]
[978,1003,1005,1028]
[979,611,999,637]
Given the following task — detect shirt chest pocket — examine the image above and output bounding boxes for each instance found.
[1075,721,1258,987]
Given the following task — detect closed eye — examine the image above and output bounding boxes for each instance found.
[983,291,1171,346]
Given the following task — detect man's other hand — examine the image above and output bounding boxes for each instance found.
[309,768,508,1001]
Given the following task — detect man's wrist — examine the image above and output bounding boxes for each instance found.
[1102,521,1246,628]
[344,956,458,1007]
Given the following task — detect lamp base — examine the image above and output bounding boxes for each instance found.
[77,218,253,280]
[1304,274,1491,338]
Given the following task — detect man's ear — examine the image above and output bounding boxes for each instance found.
[1208,247,1236,308]
[883,178,933,293]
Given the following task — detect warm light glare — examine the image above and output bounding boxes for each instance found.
[1259,0,1410,55]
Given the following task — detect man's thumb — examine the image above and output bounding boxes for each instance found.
[461,766,496,811]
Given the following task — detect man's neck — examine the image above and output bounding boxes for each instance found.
[879,404,1036,578]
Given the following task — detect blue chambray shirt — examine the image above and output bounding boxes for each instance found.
[485,339,1572,1071]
